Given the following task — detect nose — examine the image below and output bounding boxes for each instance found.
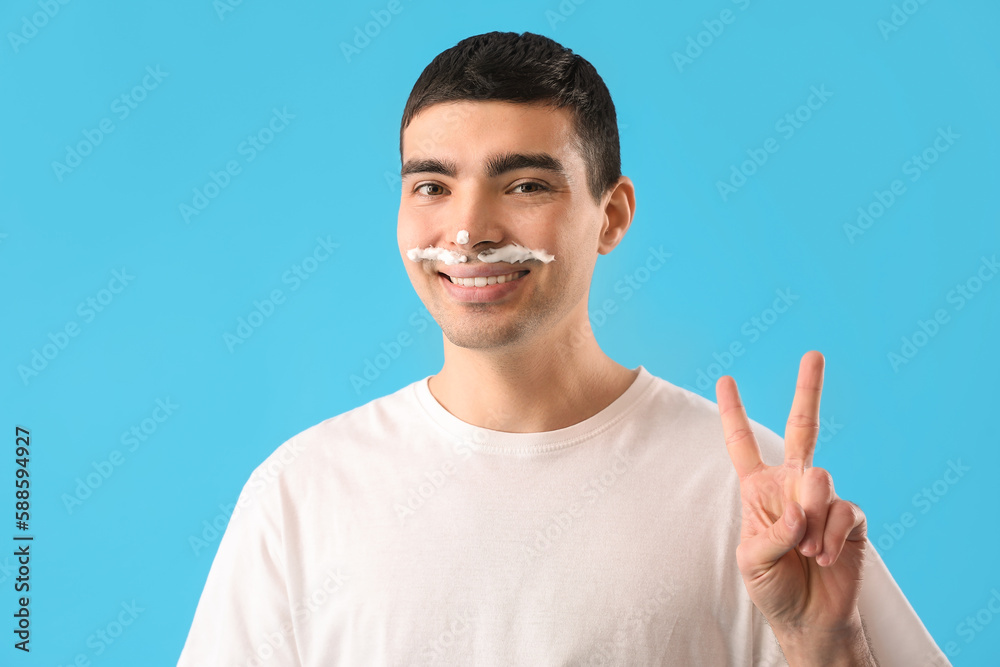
[447,190,502,253]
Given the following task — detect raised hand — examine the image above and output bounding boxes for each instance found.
[715,351,871,656]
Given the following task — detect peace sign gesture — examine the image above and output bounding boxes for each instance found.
[716,351,876,662]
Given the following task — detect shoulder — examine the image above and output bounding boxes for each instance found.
[236,378,428,502]
[639,368,786,467]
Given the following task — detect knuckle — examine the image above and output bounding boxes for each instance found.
[806,466,834,488]
[783,458,806,472]
[786,413,820,431]
[844,500,866,524]
[724,427,754,446]
[831,499,860,525]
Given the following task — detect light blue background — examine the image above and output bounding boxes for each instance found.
[1,0,998,664]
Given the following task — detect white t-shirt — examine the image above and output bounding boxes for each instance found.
[177,366,950,666]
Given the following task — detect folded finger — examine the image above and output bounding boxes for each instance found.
[735,501,806,578]
[818,500,867,567]
[796,466,835,558]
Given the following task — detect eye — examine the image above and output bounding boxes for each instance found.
[511,181,549,194]
[414,183,446,196]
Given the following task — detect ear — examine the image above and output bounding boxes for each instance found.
[597,175,636,255]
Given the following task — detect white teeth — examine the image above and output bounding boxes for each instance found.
[447,271,527,287]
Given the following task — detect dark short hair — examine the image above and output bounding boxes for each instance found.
[399,31,621,204]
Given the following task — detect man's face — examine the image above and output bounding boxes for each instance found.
[397,100,615,351]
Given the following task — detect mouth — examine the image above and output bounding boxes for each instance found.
[436,268,531,303]
[439,270,529,287]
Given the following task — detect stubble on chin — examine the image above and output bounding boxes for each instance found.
[437,305,537,350]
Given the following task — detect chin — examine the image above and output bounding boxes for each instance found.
[440,319,535,350]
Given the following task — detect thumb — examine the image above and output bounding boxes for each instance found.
[736,501,807,577]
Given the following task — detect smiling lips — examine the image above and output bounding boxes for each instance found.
[444,270,529,287]
[437,266,531,302]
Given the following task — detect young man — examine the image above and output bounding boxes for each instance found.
[178,32,949,666]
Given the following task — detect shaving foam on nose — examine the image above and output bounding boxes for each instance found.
[456,230,470,244]
[405,242,555,265]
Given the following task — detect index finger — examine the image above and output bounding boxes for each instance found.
[716,375,764,480]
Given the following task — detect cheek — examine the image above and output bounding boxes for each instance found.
[396,215,411,245]
[398,212,439,250]
[545,211,592,255]
[397,220,423,258]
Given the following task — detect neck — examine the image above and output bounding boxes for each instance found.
[428,316,638,433]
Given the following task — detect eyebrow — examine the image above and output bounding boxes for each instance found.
[400,151,567,180]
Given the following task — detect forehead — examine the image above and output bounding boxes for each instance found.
[401,100,582,171]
